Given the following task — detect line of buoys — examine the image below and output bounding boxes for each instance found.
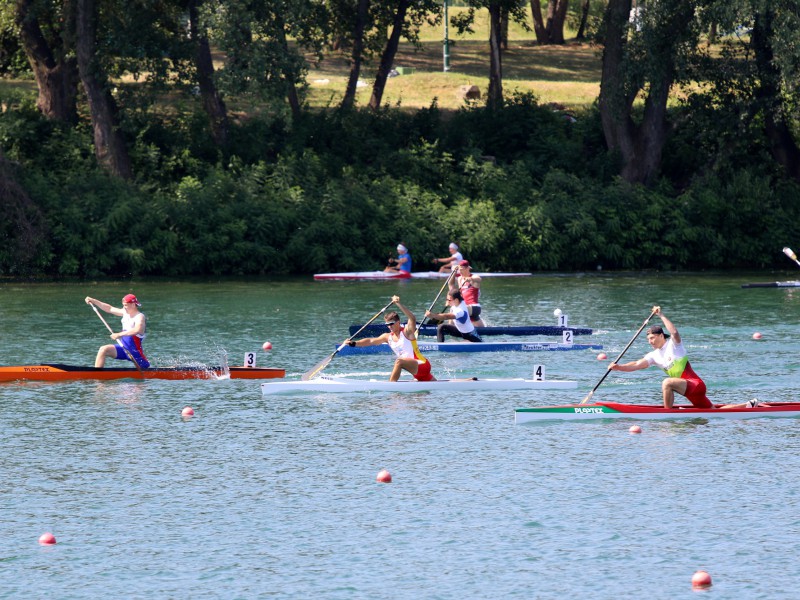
[376,469,392,483]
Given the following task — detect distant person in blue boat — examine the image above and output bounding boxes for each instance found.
[432,242,463,273]
[608,306,758,409]
[85,294,150,369]
[385,243,412,273]
[426,290,482,342]
[450,260,486,326]
[344,295,436,381]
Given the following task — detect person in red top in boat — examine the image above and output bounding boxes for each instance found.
[450,260,486,326]
[85,293,150,369]
[608,306,758,409]
[344,295,435,382]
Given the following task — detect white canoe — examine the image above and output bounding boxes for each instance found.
[262,376,577,395]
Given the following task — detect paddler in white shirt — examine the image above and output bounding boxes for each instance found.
[608,306,759,409]
[85,293,150,369]
[432,242,463,273]
[426,290,482,342]
[344,295,436,382]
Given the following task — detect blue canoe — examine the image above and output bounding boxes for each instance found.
[349,324,593,338]
[337,342,603,355]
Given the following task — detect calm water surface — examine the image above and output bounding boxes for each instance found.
[2,273,800,598]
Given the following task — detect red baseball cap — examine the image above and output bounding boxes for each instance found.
[122,294,141,306]
[458,260,470,267]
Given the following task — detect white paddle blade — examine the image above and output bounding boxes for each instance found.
[784,247,798,261]
[301,342,348,381]
[580,390,594,405]
[301,356,332,381]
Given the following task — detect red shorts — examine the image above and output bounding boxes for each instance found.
[413,360,434,382]
[684,378,712,408]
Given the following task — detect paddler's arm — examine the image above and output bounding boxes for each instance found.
[345,333,389,348]
[653,306,681,344]
[85,296,123,316]
[392,296,416,335]
[608,358,650,372]
[426,310,455,321]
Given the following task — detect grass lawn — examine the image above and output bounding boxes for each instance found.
[1,8,602,115]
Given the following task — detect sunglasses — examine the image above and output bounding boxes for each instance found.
[386,321,400,327]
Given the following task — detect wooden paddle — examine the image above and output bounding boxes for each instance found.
[783,247,800,268]
[580,309,657,404]
[301,299,395,381]
[90,303,142,372]
[417,269,457,332]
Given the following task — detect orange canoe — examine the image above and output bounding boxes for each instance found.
[0,364,285,382]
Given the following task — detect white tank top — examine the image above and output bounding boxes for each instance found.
[122,312,146,339]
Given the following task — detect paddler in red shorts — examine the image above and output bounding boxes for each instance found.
[608,306,713,408]
[344,295,436,382]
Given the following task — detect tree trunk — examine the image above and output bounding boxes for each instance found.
[188,0,229,147]
[75,0,132,179]
[529,0,548,43]
[272,11,301,119]
[342,0,370,109]
[576,0,591,40]
[500,7,509,50]
[487,2,503,111]
[545,0,569,45]
[15,0,78,123]
[598,0,694,184]
[369,0,410,111]
[751,9,800,181]
[532,0,569,45]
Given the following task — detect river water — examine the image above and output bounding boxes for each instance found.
[1,272,799,598]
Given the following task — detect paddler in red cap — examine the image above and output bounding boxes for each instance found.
[84,293,150,369]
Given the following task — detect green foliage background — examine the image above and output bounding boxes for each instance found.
[1,90,798,277]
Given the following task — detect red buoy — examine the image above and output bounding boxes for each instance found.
[38,532,56,545]
[691,570,712,588]
[376,469,392,483]
[181,406,194,417]
[629,425,642,434]
[752,332,762,340]
[262,341,273,351]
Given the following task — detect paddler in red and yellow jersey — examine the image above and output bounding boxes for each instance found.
[608,306,712,408]
[344,295,436,382]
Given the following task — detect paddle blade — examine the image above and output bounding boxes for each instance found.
[580,390,594,405]
[784,247,798,261]
[301,354,333,381]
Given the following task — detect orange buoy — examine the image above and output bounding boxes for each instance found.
[629,425,642,434]
[181,406,194,417]
[691,570,712,588]
[376,469,392,483]
[38,532,56,545]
